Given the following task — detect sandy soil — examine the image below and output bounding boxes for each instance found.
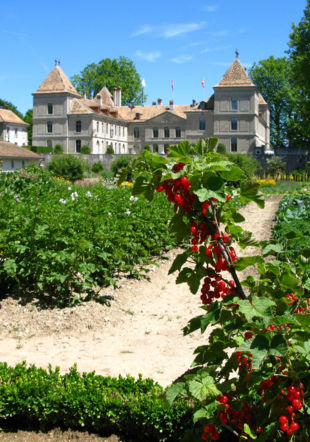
[0,195,282,441]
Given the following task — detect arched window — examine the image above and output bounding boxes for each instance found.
[199,118,206,130]
[134,127,140,138]
[76,120,81,132]
[153,128,158,138]
[47,121,53,133]
[164,127,170,138]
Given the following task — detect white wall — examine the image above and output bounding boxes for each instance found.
[5,126,28,146]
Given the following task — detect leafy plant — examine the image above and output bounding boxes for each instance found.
[267,156,286,176]
[111,155,133,180]
[123,138,310,440]
[91,162,104,174]
[227,153,262,179]
[106,145,114,154]
[47,155,86,182]
[81,145,91,154]
[53,144,64,154]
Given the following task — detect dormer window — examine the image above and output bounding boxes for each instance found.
[48,103,53,114]
[135,113,140,120]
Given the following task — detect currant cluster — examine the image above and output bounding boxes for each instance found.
[277,384,304,436]
[201,423,220,440]
[200,276,236,305]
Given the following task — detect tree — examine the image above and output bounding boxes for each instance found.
[0,99,23,120]
[249,57,295,148]
[288,0,310,146]
[24,109,32,145]
[267,155,286,176]
[71,56,144,106]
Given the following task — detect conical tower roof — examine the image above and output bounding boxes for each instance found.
[96,86,114,106]
[216,57,254,87]
[34,65,80,96]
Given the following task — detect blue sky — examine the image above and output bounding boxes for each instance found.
[0,0,307,115]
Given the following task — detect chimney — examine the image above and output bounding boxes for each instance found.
[83,91,87,99]
[169,99,174,110]
[152,101,156,106]
[114,87,122,107]
[157,98,163,105]
[96,95,102,107]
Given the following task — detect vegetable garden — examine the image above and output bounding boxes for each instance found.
[1,140,310,441]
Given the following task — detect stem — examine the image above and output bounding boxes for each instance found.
[221,423,239,438]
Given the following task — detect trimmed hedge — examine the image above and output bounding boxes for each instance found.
[31,146,53,153]
[0,362,193,441]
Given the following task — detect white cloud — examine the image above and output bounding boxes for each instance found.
[203,5,219,12]
[132,22,206,38]
[135,50,162,62]
[171,55,192,64]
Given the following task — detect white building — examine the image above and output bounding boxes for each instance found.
[0,109,29,146]
[0,141,42,172]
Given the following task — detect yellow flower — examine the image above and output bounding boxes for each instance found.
[120,181,133,187]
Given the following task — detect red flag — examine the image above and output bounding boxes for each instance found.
[201,78,205,88]
[171,79,174,91]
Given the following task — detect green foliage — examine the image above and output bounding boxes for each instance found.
[0,168,176,306]
[110,155,133,179]
[216,143,227,155]
[106,145,114,154]
[71,56,145,105]
[249,57,295,148]
[53,144,64,154]
[101,169,114,180]
[24,109,32,145]
[0,362,192,441]
[227,153,262,179]
[81,145,91,154]
[267,156,286,175]
[31,145,53,154]
[91,162,104,174]
[47,155,86,182]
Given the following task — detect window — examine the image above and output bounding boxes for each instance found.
[122,127,125,137]
[47,121,53,133]
[76,120,81,132]
[97,122,99,132]
[76,140,81,153]
[47,140,52,148]
[153,127,158,138]
[110,125,114,138]
[48,103,53,114]
[11,160,14,169]
[231,98,238,110]
[231,137,237,152]
[176,127,181,138]
[164,127,170,138]
[231,118,238,131]
[153,144,159,153]
[134,127,140,138]
[199,118,206,130]
[15,129,17,136]
[22,160,25,167]
[164,144,170,153]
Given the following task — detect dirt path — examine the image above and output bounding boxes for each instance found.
[0,195,282,391]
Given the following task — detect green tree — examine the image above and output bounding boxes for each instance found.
[267,155,286,176]
[24,109,32,145]
[249,56,294,148]
[47,155,86,182]
[0,99,23,120]
[71,56,144,105]
[288,0,310,146]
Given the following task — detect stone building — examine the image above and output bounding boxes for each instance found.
[0,109,29,146]
[32,55,269,155]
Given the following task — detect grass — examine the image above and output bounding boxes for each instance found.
[259,180,310,194]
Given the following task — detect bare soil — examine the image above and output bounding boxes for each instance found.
[0,195,282,441]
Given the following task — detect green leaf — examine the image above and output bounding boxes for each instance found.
[220,166,245,181]
[231,212,245,223]
[193,402,218,423]
[188,375,220,401]
[194,188,225,203]
[168,251,188,275]
[270,334,288,356]
[183,315,204,335]
[167,141,191,158]
[176,267,194,285]
[243,423,257,439]
[295,314,310,327]
[262,243,284,256]
[237,297,275,321]
[166,382,187,405]
[3,259,17,276]
[204,174,224,191]
[169,214,188,242]
[235,256,263,271]
[279,271,301,290]
[240,182,265,208]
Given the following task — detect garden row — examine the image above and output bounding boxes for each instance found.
[0,167,176,306]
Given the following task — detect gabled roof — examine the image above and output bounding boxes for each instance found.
[0,109,28,126]
[68,99,94,115]
[96,86,114,107]
[258,93,267,105]
[0,142,42,159]
[216,57,254,87]
[34,65,80,96]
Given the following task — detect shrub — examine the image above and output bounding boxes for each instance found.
[91,162,104,174]
[227,153,262,179]
[106,145,114,154]
[101,169,114,180]
[30,146,53,154]
[216,142,227,155]
[267,155,286,176]
[53,144,64,154]
[47,155,86,182]
[144,145,151,151]
[0,362,192,441]
[81,145,91,154]
[110,155,133,179]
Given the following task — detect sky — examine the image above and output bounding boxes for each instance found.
[0,0,307,115]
